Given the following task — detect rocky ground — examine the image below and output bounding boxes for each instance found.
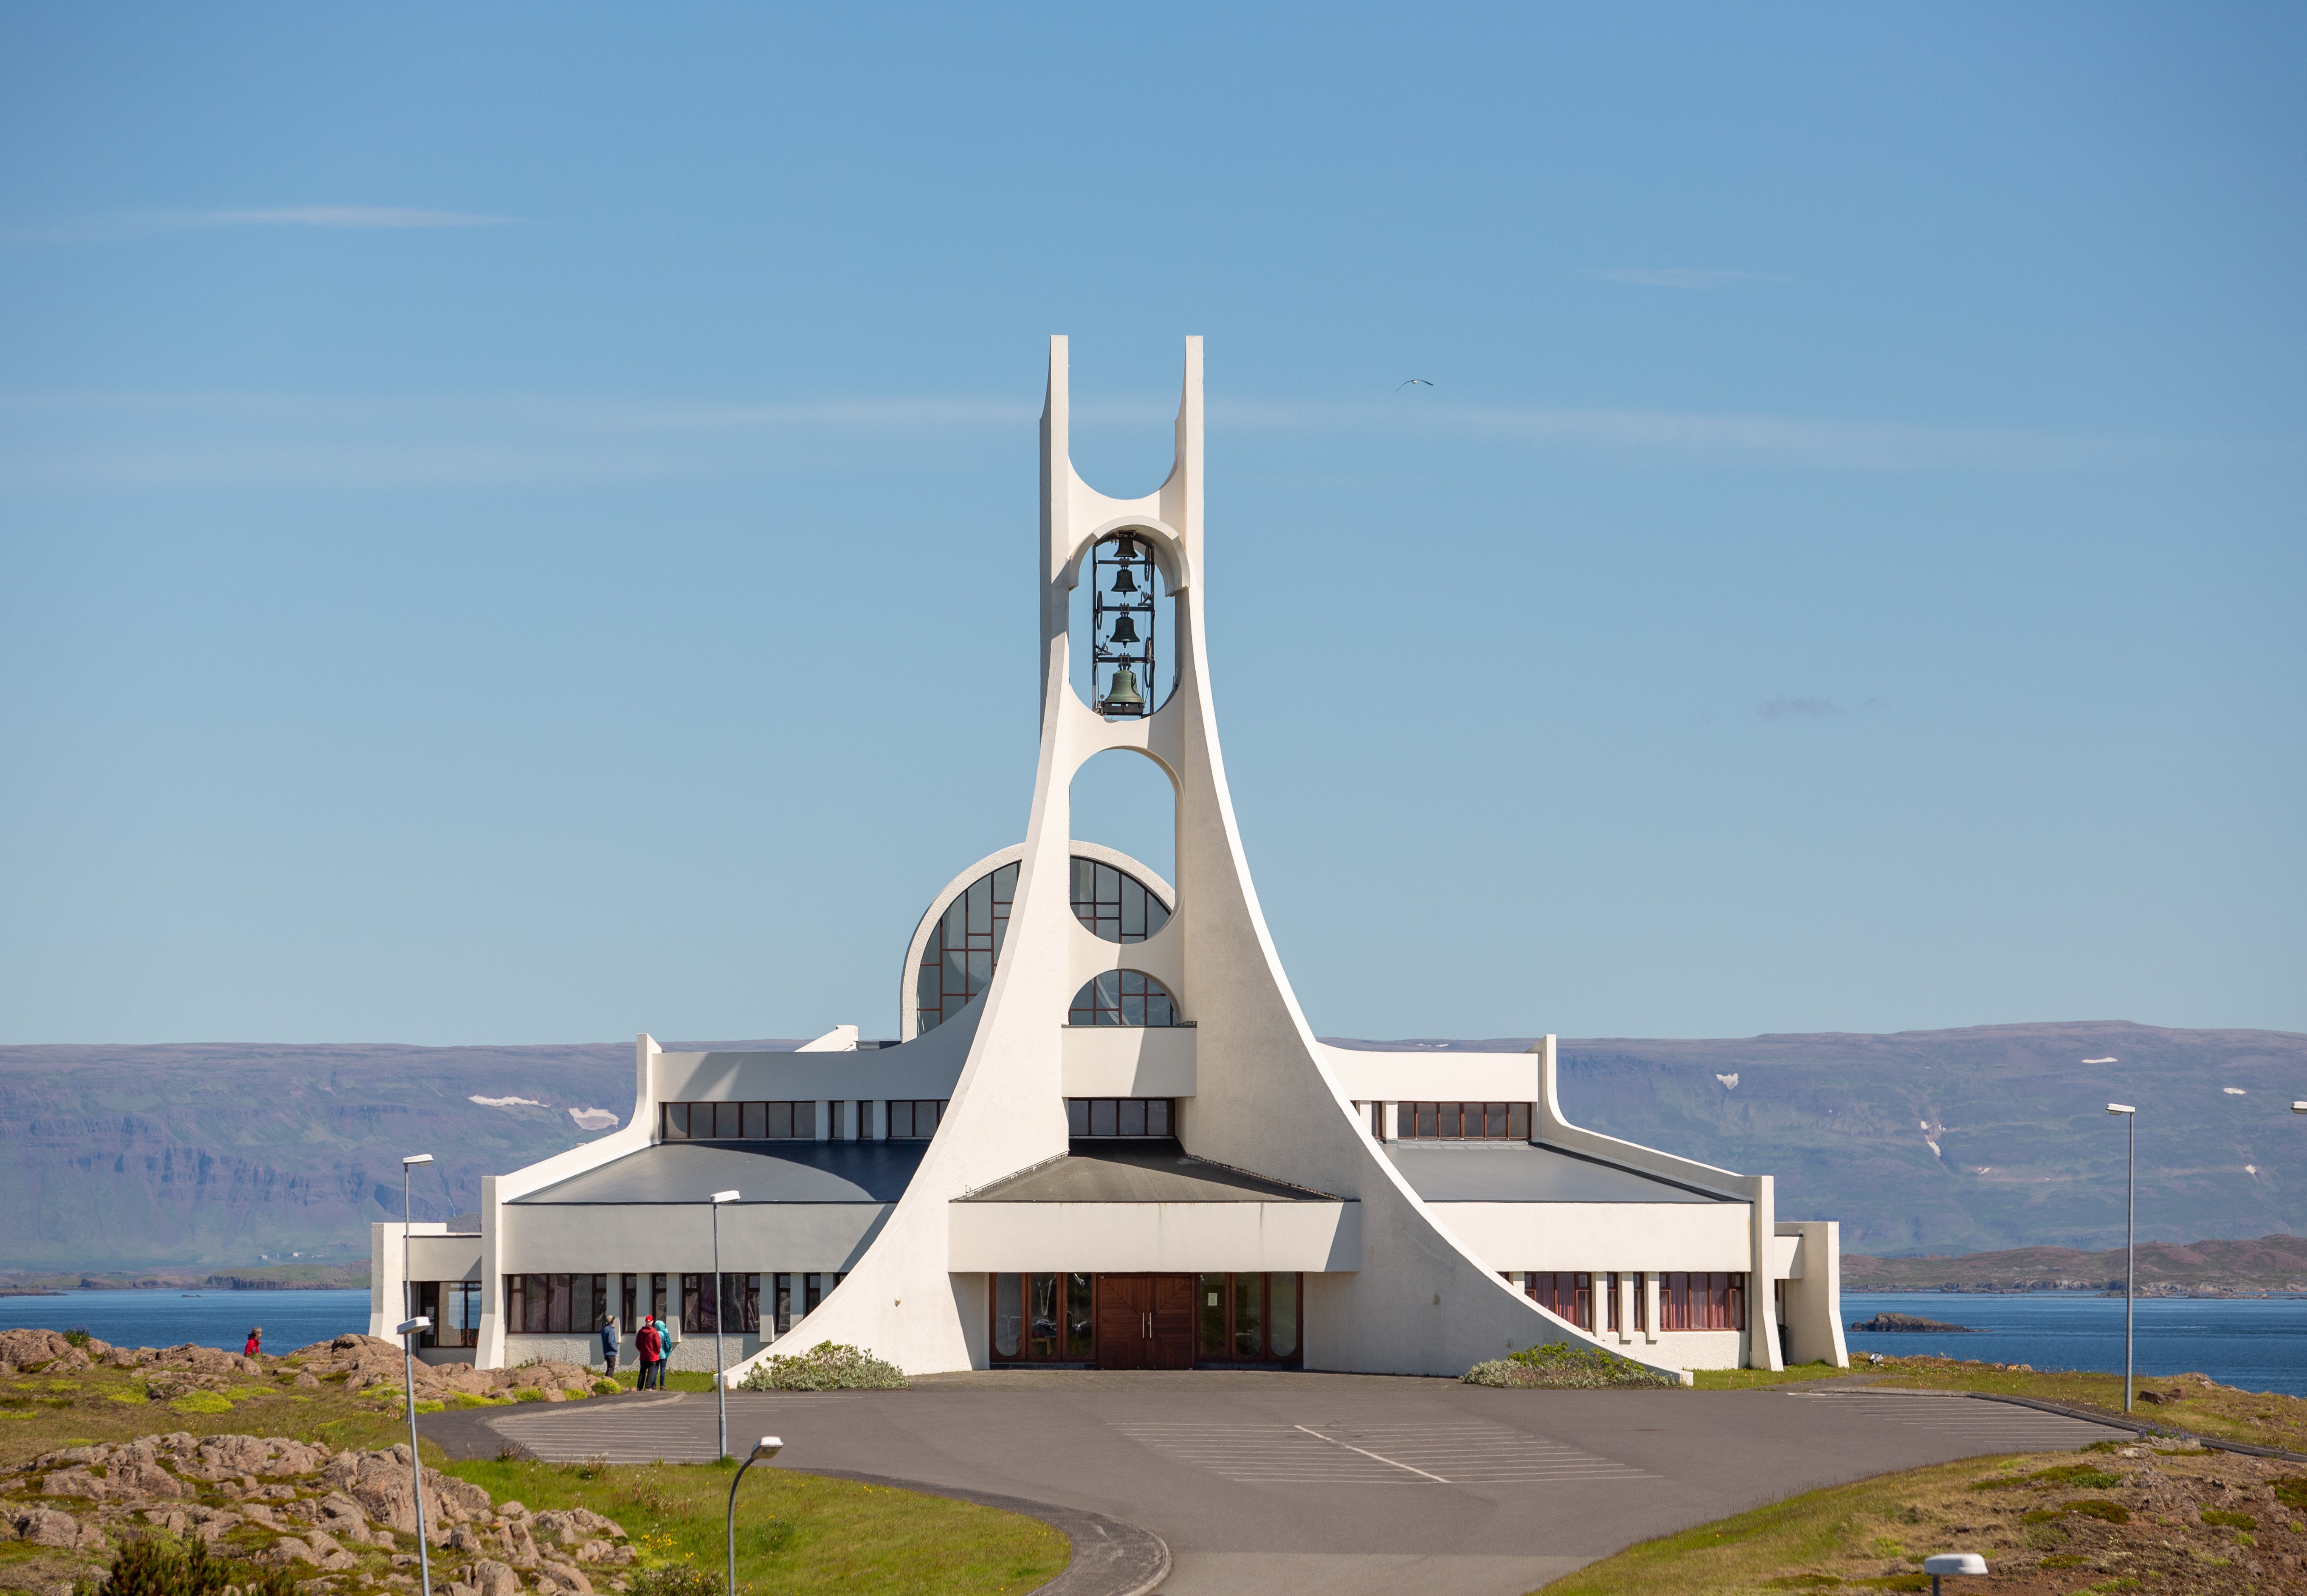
[0,1329,628,1596]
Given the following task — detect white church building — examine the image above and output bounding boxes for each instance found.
[373,338,1849,1385]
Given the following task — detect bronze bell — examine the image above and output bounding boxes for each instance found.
[1101,664,1146,713]
[1107,614,1140,645]
[1110,563,1139,594]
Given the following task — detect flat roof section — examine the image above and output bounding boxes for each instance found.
[1385,1142,1730,1205]
[963,1140,1341,1203]
[510,1140,928,1206]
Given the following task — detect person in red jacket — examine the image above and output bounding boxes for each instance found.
[243,1327,262,1359]
[633,1317,661,1388]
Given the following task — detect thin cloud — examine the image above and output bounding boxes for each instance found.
[1597,267,1789,289]
[1757,696,1843,721]
[4,206,514,244]
[0,388,2190,491]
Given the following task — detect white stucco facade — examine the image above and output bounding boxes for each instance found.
[372,338,1848,1385]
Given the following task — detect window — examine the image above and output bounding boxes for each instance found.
[990,1274,1093,1363]
[1067,968,1178,1026]
[888,1100,946,1139]
[503,1273,609,1334]
[1070,858,1171,944]
[1659,1272,1746,1331]
[1525,1272,1593,1331]
[1604,1272,1621,1334]
[1065,1098,1172,1137]
[681,1273,763,1334]
[415,1281,482,1348]
[917,862,1017,1035]
[1394,1101,1530,1140]
[915,856,1172,1034]
[1196,1273,1300,1363]
[662,1101,816,1140]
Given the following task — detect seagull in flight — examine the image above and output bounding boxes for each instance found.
[1396,377,1434,390]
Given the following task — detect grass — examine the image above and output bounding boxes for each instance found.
[1695,1354,2307,1455]
[439,1455,1068,1596]
[0,1356,1071,1596]
[1532,1442,2306,1594]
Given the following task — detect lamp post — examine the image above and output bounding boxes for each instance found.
[395,1315,434,1596]
[1922,1552,1987,1595]
[2106,1105,2136,1412]
[400,1154,434,1330]
[725,1436,783,1596]
[709,1189,740,1461]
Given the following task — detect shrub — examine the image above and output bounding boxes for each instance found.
[1973,1464,2121,1492]
[2273,1476,2307,1512]
[61,1327,93,1349]
[736,1341,907,1391]
[1462,1342,1681,1390]
[629,1563,722,1596]
[77,1534,298,1596]
[2201,1509,2257,1530]
[592,1379,620,1395]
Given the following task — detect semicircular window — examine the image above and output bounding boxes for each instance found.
[1070,858,1169,943]
[918,857,1173,1036]
[1069,970,1177,1027]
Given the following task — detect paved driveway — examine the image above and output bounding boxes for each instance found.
[422,1372,2126,1596]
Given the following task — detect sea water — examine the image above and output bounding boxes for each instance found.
[1841,1291,2307,1397]
[0,1289,372,1357]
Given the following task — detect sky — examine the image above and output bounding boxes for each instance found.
[1,4,2301,1046]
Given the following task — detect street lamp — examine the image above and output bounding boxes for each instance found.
[2106,1105,2136,1412]
[710,1189,740,1461]
[395,1315,434,1596]
[725,1436,783,1596]
[2293,1102,2307,1115]
[400,1154,434,1330]
[1922,1552,1987,1595]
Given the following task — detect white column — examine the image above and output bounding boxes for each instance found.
[1643,1272,1661,1344]
[871,1099,887,1140]
[1381,1102,1399,1141]
[815,1101,831,1142]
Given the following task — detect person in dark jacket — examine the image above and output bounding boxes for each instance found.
[600,1315,621,1378]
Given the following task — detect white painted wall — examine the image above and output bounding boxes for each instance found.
[1426,1202,1751,1272]
[947,1200,1359,1272]
[1059,1026,1196,1097]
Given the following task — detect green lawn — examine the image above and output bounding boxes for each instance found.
[440,1456,1068,1596]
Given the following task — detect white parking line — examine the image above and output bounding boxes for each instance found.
[1111,1419,1652,1486]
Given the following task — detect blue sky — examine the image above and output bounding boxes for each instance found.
[2,4,2300,1045]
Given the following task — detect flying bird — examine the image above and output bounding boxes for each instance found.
[1396,377,1434,390]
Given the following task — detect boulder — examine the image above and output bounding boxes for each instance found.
[471,1558,525,1596]
[0,1330,77,1366]
[9,1506,87,1548]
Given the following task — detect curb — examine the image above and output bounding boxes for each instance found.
[803,1469,1171,1596]
[1961,1392,2307,1464]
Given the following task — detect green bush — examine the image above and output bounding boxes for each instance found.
[61,1327,93,1349]
[1462,1342,1681,1390]
[2201,1509,2257,1530]
[2273,1476,2307,1512]
[1973,1464,2121,1491]
[76,1534,298,1596]
[629,1562,724,1596]
[735,1341,907,1391]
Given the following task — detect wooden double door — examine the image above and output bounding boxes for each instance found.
[1095,1274,1196,1369]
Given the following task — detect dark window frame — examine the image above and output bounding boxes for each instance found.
[1394,1101,1531,1140]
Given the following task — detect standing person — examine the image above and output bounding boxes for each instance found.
[634,1315,661,1388]
[600,1313,620,1380]
[243,1327,262,1359]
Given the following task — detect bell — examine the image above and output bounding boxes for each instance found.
[1115,533,1139,560]
[1101,664,1145,713]
[1107,614,1140,645]
[1109,563,1139,594]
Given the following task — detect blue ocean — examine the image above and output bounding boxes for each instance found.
[1841,1291,2307,1397]
[0,1289,372,1357]
[6,1287,2303,1399]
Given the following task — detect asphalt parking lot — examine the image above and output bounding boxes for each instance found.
[422,1371,2127,1596]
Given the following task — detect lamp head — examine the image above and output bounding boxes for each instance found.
[402,1153,434,1167]
[711,1189,740,1205]
[2293,1102,2307,1115]
[396,1316,432,1337]
[2105,1103,2135,1116]
[751,1437,783,1461]
[1922,1554,1988,1576]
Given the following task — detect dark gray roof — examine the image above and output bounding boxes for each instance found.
[1385,1142,1730,1204]
[511,1140,927,1206]
[963,1140,1341,1203]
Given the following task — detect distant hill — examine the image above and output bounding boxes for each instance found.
[2,1020,2300,1266]
[1343,1020,2307,1255]
[1842,1234,2307,1292]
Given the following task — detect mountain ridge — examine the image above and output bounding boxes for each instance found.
[3,1020,2300,1267]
